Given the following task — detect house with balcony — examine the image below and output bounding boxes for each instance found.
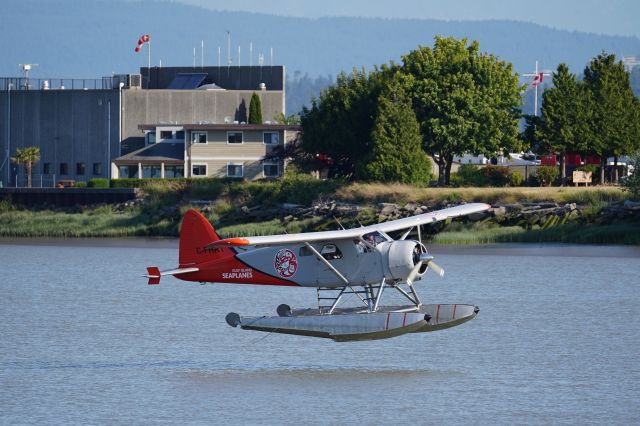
[114,122,299,179]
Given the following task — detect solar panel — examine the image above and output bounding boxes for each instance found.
[167,73,207,89]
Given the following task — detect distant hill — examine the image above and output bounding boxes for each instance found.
[1,0,639,113]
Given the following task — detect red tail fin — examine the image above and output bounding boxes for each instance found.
[179,210,233,266]
[146,267,161,285]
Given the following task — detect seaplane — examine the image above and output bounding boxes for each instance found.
[145,203,491,341]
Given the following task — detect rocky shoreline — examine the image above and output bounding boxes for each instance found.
[230,199,640,231]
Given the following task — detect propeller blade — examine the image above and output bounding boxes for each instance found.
[428,260,445,278]
[406,260,423,284]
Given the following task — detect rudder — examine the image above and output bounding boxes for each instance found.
[179,210,232,266]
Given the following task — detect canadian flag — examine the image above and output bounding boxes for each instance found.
[532,72,544,88]
[134,34,150,53]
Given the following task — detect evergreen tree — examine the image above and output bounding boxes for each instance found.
[357,76,433,184]
[300,67,395,178]
[248,92,263,124]
[584,52,640,184]
[539,63,591,185]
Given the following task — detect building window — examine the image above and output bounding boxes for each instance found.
[263,161,279,178]
[175,131,185,141]
[147,131,156,145]
[165,165,184,178]
[43,163,51,174]
[93,163,102,175]
[76,163,86,176]
[263,132,279,145]
[60,163,69,175]
[142,165,161,178]
[160,130,172,140]
[119,165,138,178]
[191,131,207,144]
[227,131,243,144]
[227,164,243,178]
[192,164,207,176]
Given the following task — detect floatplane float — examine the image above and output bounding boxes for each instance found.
[145,203,490,341]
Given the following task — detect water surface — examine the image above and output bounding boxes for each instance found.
[1,240,638,425]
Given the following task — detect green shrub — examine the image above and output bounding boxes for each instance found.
[75,181,87,188]
[453,164,486,187]
[510,170,524,187]
[110,178,147,188]
[277,172,341,205]
[480,165,511,187]
[88,178,109,188]
[536,166,559,186]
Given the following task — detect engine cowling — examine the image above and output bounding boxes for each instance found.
[380,240,427,282]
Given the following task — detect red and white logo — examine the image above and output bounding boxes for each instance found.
[274,249,297,278]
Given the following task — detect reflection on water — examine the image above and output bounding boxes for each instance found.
[1,239,639,425]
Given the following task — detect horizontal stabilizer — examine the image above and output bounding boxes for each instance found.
[144,266,199,285]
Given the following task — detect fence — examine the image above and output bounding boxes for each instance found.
[7,174,69,188]
[0,77,116,91]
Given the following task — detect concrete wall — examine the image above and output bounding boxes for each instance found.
[0,89,120,186]
[121,89,285,142]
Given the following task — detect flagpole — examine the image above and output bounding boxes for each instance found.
[148,39,151,70]
[534,61,538,116]
[524,61,550,117]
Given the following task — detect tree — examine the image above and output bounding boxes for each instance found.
[11,146,40,188]
[248,92,263,124]
[356,76,433,184]
[584,52,640,184]
[402,37,523,185]
[273,111,300,125]
[300,67,392,178]
[538,63,591,185]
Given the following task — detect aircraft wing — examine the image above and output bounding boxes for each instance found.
[206,203,491,248]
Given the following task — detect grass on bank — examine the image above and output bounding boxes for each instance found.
[432,222,640,245]
[0,178,635,241]
[334,183,628,206]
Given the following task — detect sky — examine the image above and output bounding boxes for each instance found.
[173,0,640,38]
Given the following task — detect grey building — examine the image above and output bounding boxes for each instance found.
[0,66,289,186]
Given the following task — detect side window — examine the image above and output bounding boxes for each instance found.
[320,244,342,260]
[298,246,313,256]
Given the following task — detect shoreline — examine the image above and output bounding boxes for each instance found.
[2,237,639,257]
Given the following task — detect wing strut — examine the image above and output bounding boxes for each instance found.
[303,242,349,285]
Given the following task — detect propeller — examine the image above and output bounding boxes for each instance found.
[408,245,445,283]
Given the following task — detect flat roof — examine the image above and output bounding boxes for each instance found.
[138,123,301,131]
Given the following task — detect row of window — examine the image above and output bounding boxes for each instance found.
[42,162,103,176]
[189,131,280,145]
[118,165,185,179]
[117,163,278,179]
[148,130,280,145]
[191,162,279,178]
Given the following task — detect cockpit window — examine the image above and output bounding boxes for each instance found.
[362,231,387,247]
[320,244,342,260]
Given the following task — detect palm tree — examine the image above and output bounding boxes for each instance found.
[11,146,40,187]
